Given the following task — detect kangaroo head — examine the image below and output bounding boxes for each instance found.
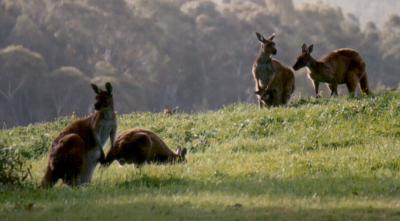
[293,43,314,71]
[175,147,187,162]
[91,82,114,111]
[256,32,277,56]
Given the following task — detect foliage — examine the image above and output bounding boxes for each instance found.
[0,146,31,187]
[0,0,399,127]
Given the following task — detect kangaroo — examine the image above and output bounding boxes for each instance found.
[41,82,117,188]
[163,108,173,115]
[163,106,178,115]
[252,32,295,107]
[292,44,371,97]
[103,128,187,167]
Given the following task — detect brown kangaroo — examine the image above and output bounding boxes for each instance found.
[292,44,371,97]
[252,32,295,107]
[41,82,117,187]
[104,128,187,167]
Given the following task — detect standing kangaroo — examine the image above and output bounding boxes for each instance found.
[103,128,187,167]
[41,82,117,187]
[252,32,295,107]
[292,44,371,97]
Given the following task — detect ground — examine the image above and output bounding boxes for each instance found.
[1,92,400,221]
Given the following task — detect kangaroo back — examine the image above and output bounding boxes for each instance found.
[105,129,187,167]
[106,131,152,165]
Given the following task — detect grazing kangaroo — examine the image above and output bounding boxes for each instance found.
[163,106,178,115]
[292,44,371,97]
[103,128,187,167]
[252,32,295,107]
[41,82,117,188]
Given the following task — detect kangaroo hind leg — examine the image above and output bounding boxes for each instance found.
[346,71,360,97]
[328,83,338,96]
[359,73,371,95]
[41,134,85,188]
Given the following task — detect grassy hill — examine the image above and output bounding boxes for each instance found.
[1,92,400,221]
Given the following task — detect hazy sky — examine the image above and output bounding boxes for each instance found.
[294,0,400,27]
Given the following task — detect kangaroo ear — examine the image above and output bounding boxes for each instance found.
[105,82,113,94]
[302,43,308,53]
[91,83,100,94]
[308,44,314,53]
[267,33,276,41]
[256,32,266,43]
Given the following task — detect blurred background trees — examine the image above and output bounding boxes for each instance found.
[0,0,399,127]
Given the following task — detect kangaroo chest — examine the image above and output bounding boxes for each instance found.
[87,148,101,164]
[95,120,115,148]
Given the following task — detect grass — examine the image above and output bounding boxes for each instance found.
[1,92,400,220]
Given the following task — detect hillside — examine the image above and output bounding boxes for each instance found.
[1,92,400,220]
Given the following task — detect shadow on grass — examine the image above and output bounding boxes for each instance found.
[116,173,189,189]
[289,93,377,109]
[62,175,400,199]
[3,198,400,221]
[2,174,400,221]
[110,172,400,199]
[2,173,399,201]
[300,138,364,151]
[290,97,334,108]
[218,176,400,198]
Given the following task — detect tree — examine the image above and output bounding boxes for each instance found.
[44,66,91,118]
[0,45,48,126]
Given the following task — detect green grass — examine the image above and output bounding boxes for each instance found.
[1,92,400,221]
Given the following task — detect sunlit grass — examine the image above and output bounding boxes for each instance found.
[1,91,400,220]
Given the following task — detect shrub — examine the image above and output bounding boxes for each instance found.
[0,146,31,186]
